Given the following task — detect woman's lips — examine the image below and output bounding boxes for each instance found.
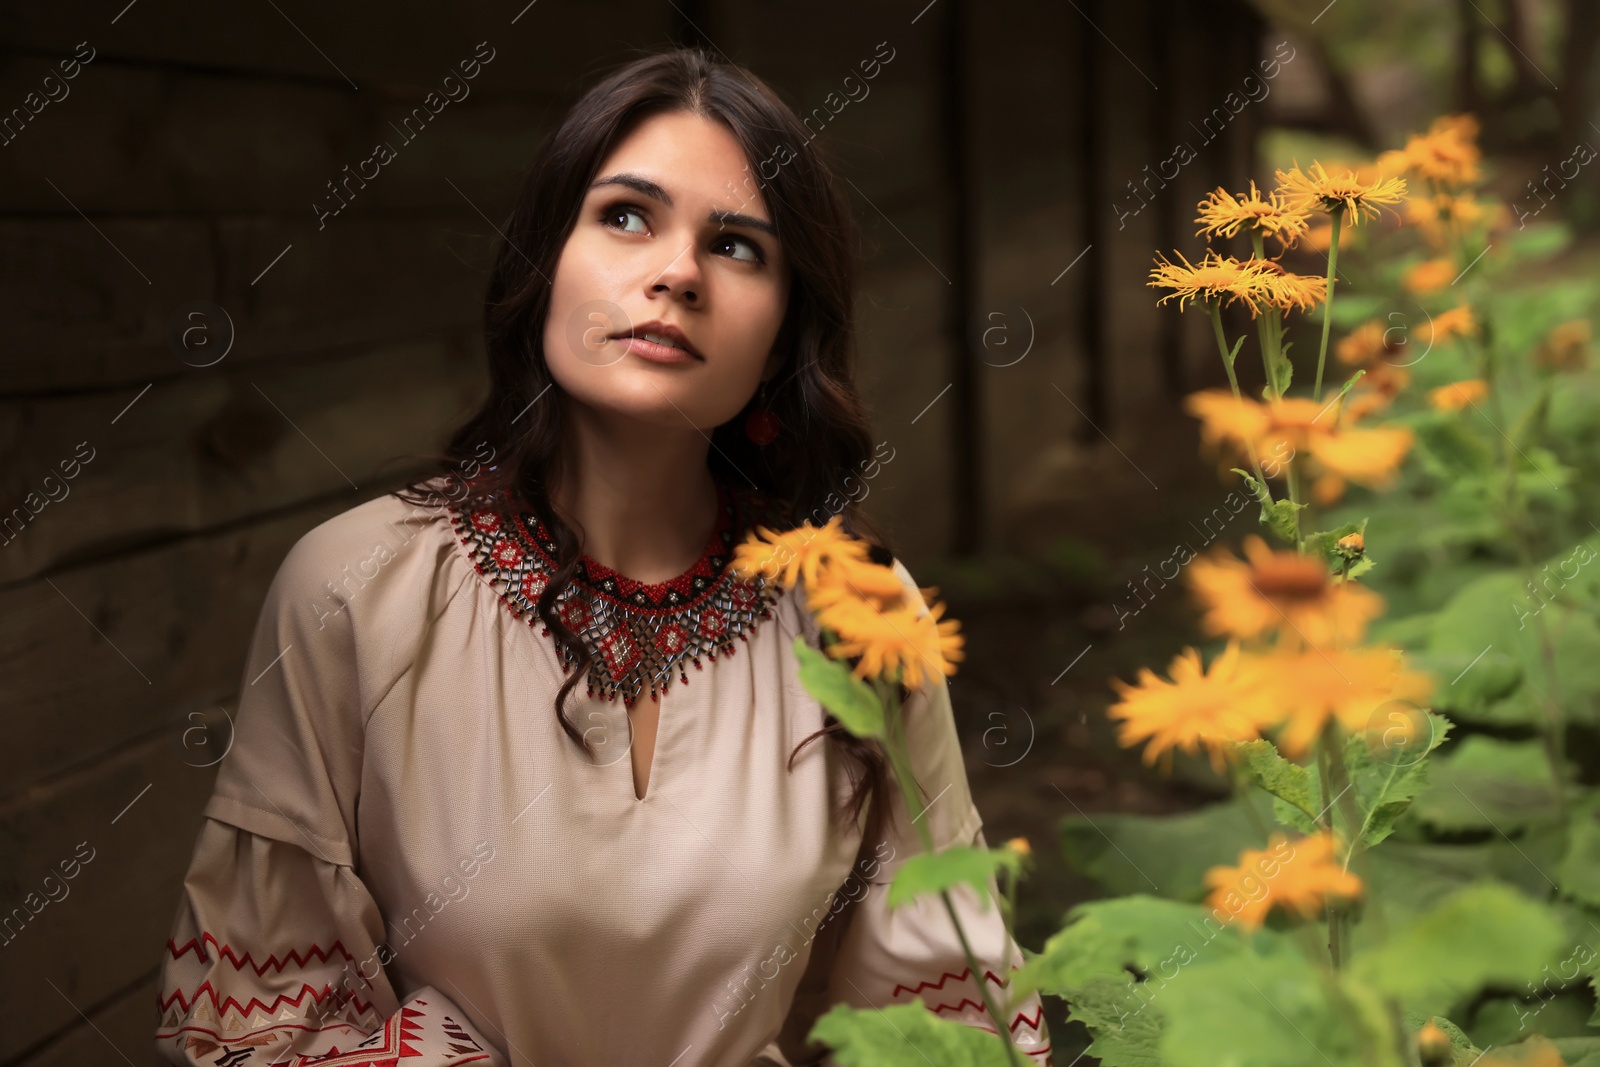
[614,335,701,365]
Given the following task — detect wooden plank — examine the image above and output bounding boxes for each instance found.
[12,971,166,1067]
[3,0,672,98]
[0,331,487,584]
[0,728,217,1065]
[0,216,487,392]
[0,507,357,797]
[0,63,552,216]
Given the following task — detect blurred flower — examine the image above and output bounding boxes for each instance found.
[1535,319,1592,372]
[1337,320,1398,367]
[1382,113,1482,189]
[1195,181,1312,249]
[1148,250,1276,314]
[1478,1036,1568,1067]
[1430,305,1476,344]
[732,515,871,590]
[1406,191,1485,247]
[1187,535,1385,649]
[1403,257,1457,293]
[1204,830,1363,929]
[804,553,910,612]
[1183,389,1414,497]
[1004,837,1032,858]
[1428,378,1489,412]
[814,595,964,689]
[1107,641,1279,773]
[1417,1021,1453,1067]
[1252,644,1435,757]
[1275,161,1408,225]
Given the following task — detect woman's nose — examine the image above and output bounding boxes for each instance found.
[648,242,702,303]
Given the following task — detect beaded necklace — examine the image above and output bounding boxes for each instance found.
[448,480,781,706]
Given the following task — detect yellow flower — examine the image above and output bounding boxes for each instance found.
[1182,389,1413,498]
[732,515,871,590]
[1106,641,1280,774]
[1430,305,1475,344]
[804,554,910,613]
[1406,191,1485,247]
[1337,320,1396,367]
[1275,161,1408,225]
[1251,644,1435,758]
[1251,261,1328,314]
[1403,257,1456,293]
[1536,319,1592,372]
[1148,250,1275,314]
[1187,535,1385,649]
[1004,837,1032,858]
[1195,182,1312,248]
[1335,532,1365,555]
[815,595,964,689]
[1204,830,1363,930]
[1387,113,1483,189]
[1479,1035,1568,1067]
[1428,378,1489,412]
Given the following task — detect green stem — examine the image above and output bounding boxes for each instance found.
[876,679,1024,1066]
[1209,303,1273,502]
[1313,212,1344,402]
[1315,729,1343,970]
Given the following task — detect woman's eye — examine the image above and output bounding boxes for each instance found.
[713,234,762,264]
[603,206,649,234]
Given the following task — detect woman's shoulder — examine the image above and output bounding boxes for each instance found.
[267,482,470,646]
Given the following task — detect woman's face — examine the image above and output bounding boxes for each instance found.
[542,110,790,433]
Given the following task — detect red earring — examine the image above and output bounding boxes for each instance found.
[744,380,780,445]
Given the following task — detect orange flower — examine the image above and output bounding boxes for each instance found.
[1428,378,1488,412]
[1429,305,1475,344]
[1385,114,1482,189]
[1107,641,1280,774]
[1403,257,1456,293]
[1275,162,1408,225]
[1479,1035,1569,1067]
[732,515,871,590]
[1536,319,1592,372]
[1187,536,1385,649]
[1148,250,1277,315]
[1195,182,1312,249]
[1406,191,1485,247]
[1251,644,1436,758]
[1204,830,1363,930]
[815,595,964,689]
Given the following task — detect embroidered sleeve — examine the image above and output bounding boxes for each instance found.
[155,818,504,1065]
[815,562,1053,1064]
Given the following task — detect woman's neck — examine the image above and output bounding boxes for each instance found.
[549,401,722,585]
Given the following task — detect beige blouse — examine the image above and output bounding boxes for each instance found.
[154,480,1053,1066]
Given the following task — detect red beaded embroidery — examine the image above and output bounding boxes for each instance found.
[448,480,781,706]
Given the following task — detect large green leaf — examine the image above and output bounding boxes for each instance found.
[1058,795,1276,900]
[1159,938,1382,1067]
[1062,974,1165,1067]
[809,1000,1014,1066]
[793,637,885,739]
[1558,792,1600,908]
[887,846,1020,912]
[1408,736,1565,833]
[1340,710,1453,847]
[1233,739,1318,833]
[1009,896,1251,1001]
[1350,882,1566,1017]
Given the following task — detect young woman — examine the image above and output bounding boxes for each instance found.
[155,47,1051,1067]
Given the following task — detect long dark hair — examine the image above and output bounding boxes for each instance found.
[396,47,902,845]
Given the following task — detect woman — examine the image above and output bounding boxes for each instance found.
[155,47,1052,1067]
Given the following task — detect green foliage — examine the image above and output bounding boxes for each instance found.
[809,1001,1017,1066]
[887,845,1021,912]
[792,636,884,739]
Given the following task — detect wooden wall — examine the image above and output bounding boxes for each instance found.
[0,0,1260,1062]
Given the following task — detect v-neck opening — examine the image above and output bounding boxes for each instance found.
[630,692,663,802]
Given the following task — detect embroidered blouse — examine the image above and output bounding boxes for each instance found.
[154,478,1053,1066]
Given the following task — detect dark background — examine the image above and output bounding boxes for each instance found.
[3,0,1598,1063]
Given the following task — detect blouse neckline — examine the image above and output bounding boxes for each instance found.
[446,477,785,707]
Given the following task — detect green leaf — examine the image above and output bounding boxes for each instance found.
[1414,417,1495,478]
[1341,709,1453,847]
[1260,497,1306,543]
[886,845,1020,911]
[1059,795,1277,900]
[1160,939,1379,1067]
[1231,740,1319,830]
[1060,974,1166,1067]
[1231,467,1271,506]
[809,1000,1015,1066]
[1409,736,1564,833]
[1009,896,1250,1000]
[793,636,885,739]
[1351,882,1567,1017]
[1399,1012,1483,1067]
[1558,792,1600,908]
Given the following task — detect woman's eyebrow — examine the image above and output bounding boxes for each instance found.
[590,173,775,237]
